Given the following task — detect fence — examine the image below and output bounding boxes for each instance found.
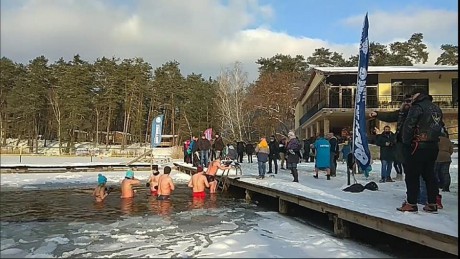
[0,146,165,157]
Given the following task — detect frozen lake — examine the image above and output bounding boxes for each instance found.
[0,183,392,258]
[2,154,456,258]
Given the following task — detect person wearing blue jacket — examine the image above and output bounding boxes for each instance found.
[187,136,199,166]
[313,134,331,180]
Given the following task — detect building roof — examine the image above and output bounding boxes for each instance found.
[312,65,458,74]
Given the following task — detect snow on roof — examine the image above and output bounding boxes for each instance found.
[313,65,458,74]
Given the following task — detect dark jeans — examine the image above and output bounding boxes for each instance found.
[185,153,191,163]
[435,161,451,190]
[258,161,266,176]
[393,161,403,175]
[405,148,439,205]
[238,152,244,163]
[268,156,278,173]
[381,160,393,179]
[247,153,253,163]
[329,152,337,175]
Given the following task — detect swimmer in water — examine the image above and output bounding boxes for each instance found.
[120,169,141,198]
[157,166,175,200]
[93,174,110,202]
[147,166,161,196]
[188,165,209,199]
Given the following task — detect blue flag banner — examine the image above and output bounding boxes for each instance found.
[353,13,371,171]
[151,115,164,148]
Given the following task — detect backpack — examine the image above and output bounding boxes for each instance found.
[343,183,365,193]
[364,181,378,191]
[343,181,378,193]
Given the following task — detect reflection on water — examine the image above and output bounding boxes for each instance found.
[0,184,263,258]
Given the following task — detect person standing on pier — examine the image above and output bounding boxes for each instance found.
[236,140,246,163]
[188,136,199,166]
[286,131,301,182]
[313,133,331,180]
[255,137,270,179]
[279,137,287,168]
[121,169,141,198]
[397,88,444,213]
[245,142,255,163]
[327,133,339,177]
[197,134,211,168]
[213,133,225,160]
[157,166,175,200]
[267,135,279,175]
[376,126,396,183]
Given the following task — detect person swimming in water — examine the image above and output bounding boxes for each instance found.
[188,165,209,199]
[157,166,175,200]
[93,174,111,202]
[121,169,141,198]
[147,166,161,197]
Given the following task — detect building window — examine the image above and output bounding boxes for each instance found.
[367,87,378,108]
[391,79,428,101]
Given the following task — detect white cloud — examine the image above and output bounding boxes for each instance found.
[1,1,457,82]
[342,8,458,45]
[342,8,458,65]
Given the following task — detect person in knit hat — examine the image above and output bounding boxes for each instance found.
[121,168,141,198]
[286,131,302,182]
[93,173,109,202]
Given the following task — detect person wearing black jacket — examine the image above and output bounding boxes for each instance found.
[197,135,211,167]
[267,135,279,174]
[236,141,246,163]
[213,133,225,160]
[245,142,255,163]
[376,126,396,183]
[308,136,316,162]
[327,133,339,177]
[370,94,412,182]
[279,138,287,169]
[303,139,310,162]
[397,89,444,213]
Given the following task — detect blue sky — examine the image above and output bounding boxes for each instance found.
[0,0,458,81]
[258,0,458,44]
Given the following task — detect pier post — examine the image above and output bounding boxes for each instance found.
[245,189,253,202]
[332,215,350,238]
[279,199,289,214]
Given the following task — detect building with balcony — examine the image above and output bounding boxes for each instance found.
[295,65,458,140]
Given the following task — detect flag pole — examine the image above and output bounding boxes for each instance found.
[350,12,371,186]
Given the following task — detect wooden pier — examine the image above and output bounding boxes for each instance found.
[173,162,458,256]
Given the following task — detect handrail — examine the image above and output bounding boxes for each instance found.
[299,94,457,126]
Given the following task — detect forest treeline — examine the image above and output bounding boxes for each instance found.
[0,33,458,152]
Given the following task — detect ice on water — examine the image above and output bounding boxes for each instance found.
[2,150,457,258]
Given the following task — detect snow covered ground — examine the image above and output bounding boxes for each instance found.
[0,150,457,258]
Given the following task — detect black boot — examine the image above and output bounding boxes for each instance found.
[292,169,299,182]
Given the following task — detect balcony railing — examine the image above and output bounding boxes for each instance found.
[299,94,457,126]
